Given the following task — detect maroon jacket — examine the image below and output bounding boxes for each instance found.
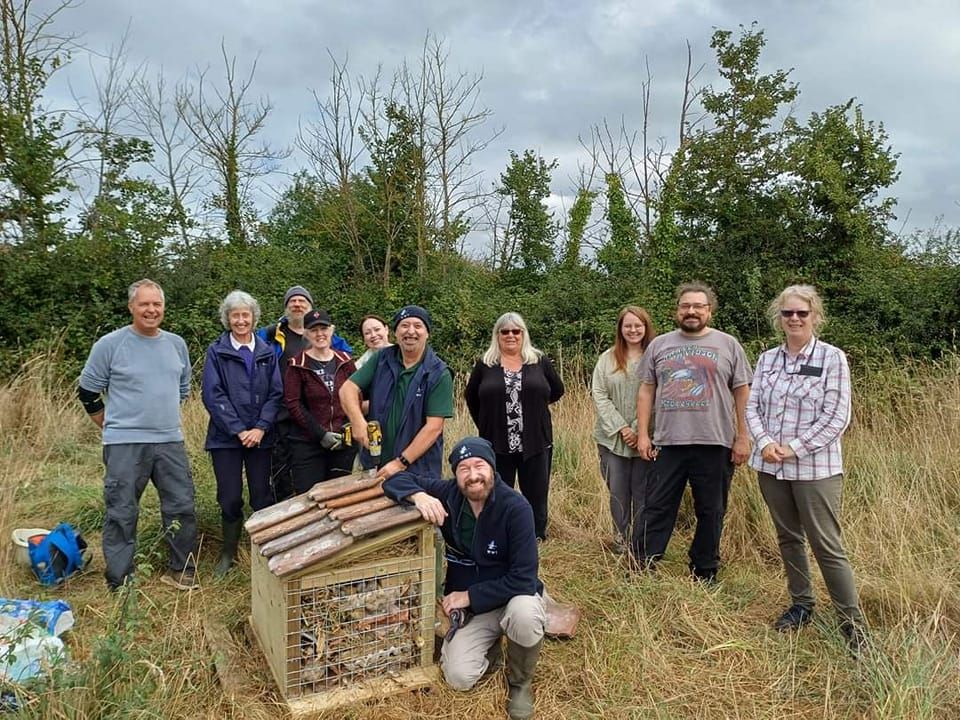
[284,349,356,442]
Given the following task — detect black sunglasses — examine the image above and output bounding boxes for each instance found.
[499,328,522,336]
[780,309,810,319]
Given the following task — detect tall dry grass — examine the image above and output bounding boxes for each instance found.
[0,354,958,718]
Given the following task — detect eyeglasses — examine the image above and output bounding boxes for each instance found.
[678,303,709,312]
[780,309,811,319]
[499,328,522,336]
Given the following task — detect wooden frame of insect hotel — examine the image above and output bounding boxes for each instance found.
[246,471,439,715]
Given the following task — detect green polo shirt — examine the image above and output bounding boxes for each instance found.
[349,347,454,460]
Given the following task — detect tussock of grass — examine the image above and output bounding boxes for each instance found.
[0,353,958,718]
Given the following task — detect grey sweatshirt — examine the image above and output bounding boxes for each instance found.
[79,326,191,445]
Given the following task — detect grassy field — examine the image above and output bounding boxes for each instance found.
[0,354,958,719]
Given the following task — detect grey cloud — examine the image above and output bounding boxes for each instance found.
[42,0,960,232]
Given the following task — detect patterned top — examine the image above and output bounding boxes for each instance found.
[503,368,524,454]
[746,337,851,481]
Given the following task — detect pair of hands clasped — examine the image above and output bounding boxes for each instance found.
[237,428,264,448]
[760,441,796,464]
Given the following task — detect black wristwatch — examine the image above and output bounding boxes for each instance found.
[397,454,411,468]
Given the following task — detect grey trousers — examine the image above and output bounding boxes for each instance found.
[758,472,863,623]
[102,442,197,588]
[598,445,651,551]
[440,594,546,691]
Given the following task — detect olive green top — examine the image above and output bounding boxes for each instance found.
[591,347,642,458]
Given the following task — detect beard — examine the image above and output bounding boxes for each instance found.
[678,315,707,332]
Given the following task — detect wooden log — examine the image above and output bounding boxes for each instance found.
[329,496,396,522]
[258,516,339,557]
[340,505,423,538]
[244,491,316,534]
[306,471,382,502]
[250,507,329,546]
[202,619,247,702]
[268,530,354,577]
[322,484,384,510]
[357,608,410,631]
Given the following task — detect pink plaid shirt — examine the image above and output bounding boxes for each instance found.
[746,337,851,481]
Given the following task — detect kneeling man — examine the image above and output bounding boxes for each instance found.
[383,437,545,720]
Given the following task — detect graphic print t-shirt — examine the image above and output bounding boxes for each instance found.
[638,329,752,447]
[308,356,337,395]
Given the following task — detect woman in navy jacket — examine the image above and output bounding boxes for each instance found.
[201,290,283,576]
[465,312,564,540]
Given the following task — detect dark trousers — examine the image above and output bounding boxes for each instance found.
[289,439,357,495]
[639,444,733,576]
[271,419,295,502]
[210,447,273,522]
[497,450,550,540]
[101,442,197,588]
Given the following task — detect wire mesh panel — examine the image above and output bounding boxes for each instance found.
[286,556,430,696]
[250,523,437,709]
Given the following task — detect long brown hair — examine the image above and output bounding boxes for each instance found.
[612,305,656,373]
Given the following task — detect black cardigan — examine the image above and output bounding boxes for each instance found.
[464,357,565,459]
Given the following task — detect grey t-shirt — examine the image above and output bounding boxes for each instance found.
[638,328,752,447]
[79,326,191,445]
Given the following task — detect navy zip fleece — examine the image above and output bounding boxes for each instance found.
[201,332,283,449]
[383,471,542,614]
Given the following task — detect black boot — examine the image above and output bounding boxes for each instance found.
[506,638,542,719]
[214,519,243,577]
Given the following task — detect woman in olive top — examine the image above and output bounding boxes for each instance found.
[465,312,564,540]
[592,306,656,556]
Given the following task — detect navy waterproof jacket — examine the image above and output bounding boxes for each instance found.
[362,345,449,478]
[201,333,283,449]
[383,471,542,614]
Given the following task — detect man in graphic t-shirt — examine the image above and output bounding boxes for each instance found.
[635,281,752,582]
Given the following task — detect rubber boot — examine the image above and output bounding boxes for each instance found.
[214,519,243,578]
[506,638,542,720]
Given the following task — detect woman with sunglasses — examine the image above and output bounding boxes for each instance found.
[465,312,564,540]
[591,306,656,556]
[746,285,866,654]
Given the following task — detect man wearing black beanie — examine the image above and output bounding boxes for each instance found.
[383,436,546,720]
[340,304,453,480]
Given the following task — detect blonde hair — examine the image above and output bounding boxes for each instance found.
[767,284,826,333]
[481,312,543,366]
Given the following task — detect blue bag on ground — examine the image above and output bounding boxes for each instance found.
[28,523,87,586]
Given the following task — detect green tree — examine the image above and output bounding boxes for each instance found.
[0,0,73,246]
[596,173,640,278]
[495,149,558,282]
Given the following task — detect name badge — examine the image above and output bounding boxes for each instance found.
[798,365,823,377]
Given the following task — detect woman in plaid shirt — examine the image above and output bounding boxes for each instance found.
[746,285,867,655]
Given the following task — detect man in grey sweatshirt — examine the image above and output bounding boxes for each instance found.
[78,279,198,590]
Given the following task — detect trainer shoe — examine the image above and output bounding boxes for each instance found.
[774,603,813,632]
[160,568,198,591]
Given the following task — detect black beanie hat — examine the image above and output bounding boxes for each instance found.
[392,305,431,332]
[448,437,497,474]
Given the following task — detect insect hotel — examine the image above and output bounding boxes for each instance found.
[246,471,438,715]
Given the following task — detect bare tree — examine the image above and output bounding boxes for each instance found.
[132,69,200,248]
[420,34,501,257]
[297,52,371,275]
[177,42,287,244]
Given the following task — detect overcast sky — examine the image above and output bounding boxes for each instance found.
[48,0,960,237]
